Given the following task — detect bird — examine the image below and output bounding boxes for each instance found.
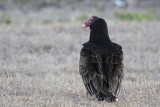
[79,16,124,102]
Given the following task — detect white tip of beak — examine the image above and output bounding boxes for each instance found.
[82,24,86,29]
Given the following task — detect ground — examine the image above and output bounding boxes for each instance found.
[0,19,160,107]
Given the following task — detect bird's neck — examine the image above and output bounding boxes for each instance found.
[89,28,112,48]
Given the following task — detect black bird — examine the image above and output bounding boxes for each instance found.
[79,16,124,102]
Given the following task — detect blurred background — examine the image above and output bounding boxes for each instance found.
[0,0,160,23]
[0,0,160,107]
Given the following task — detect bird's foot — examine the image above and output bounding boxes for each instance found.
[108,96,118,102]
[96,94,104,101]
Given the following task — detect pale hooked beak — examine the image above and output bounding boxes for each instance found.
[82,24,86,29]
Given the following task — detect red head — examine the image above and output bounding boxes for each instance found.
[82,16,99,29]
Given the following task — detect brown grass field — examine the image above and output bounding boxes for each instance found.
[0,20,160,107]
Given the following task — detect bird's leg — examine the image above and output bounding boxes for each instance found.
[98,91,118,102]
[108,95,117,102]
[105,94,118,102]
[96,94,104,101]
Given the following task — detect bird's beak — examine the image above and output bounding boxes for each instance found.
[82,19,90,29]
[82,24,86,29]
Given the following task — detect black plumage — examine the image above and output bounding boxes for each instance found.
[79,16,124,102]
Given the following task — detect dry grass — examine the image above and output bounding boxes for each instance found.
[0,21,160,107]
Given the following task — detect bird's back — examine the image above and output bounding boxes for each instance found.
[80,42,123,94]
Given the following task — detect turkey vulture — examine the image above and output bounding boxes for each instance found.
[79,16,124,102]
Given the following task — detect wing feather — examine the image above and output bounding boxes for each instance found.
[104,49,123,96]
[79,48,104,95]
[79,46,123,98]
